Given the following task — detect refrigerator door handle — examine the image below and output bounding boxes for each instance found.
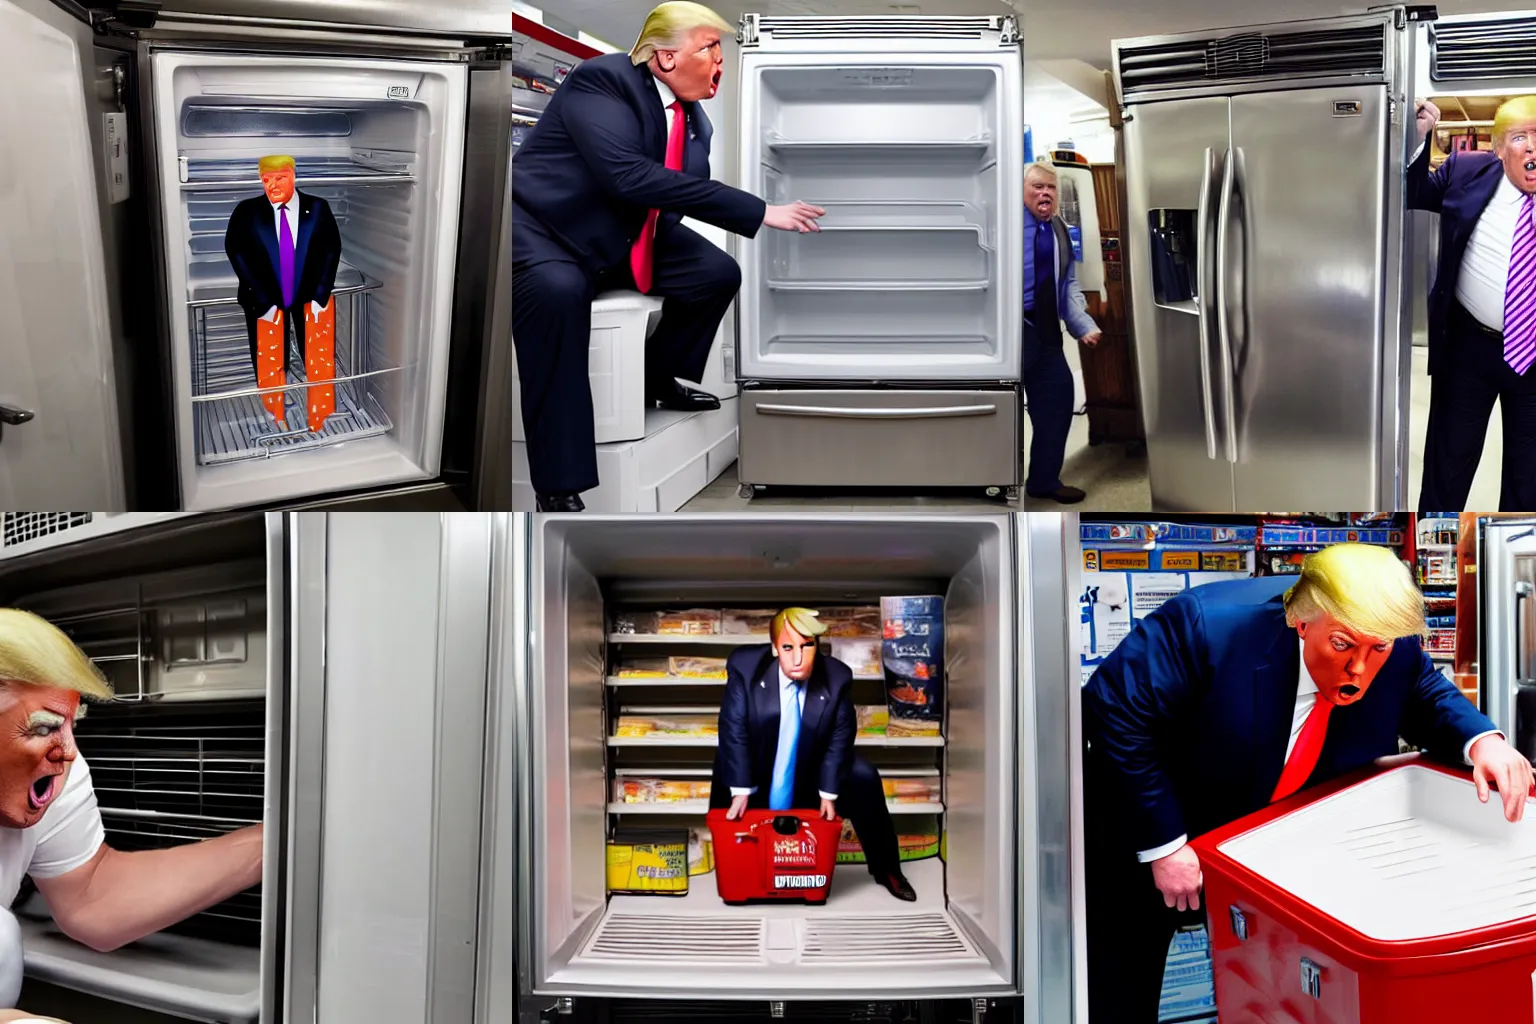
[1196,147,1221,461]
[1215,146,1242,465]
[754,402,998,420]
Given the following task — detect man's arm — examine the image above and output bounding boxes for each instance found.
[1406,140,1454,214]
[33,824,262,954]
[720,656,756,796]
[1398,646,1500,761]
[311,199,343,307]
[1081,591,1211,857]
[1060,257,1101,342]
[559,70,766,237]
[819,672,857,801]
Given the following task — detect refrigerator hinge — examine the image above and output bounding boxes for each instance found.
[972,998,990,1023]
[998,16,1020,45]
[769,1001,785,1018]
[738,13,760,47]
[106,0,162,30]
[552,996,574,1015]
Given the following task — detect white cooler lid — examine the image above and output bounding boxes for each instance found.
[1217,764,1536,941]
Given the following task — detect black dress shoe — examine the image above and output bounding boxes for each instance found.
[536,492,585,512]
[876,870,917,902]
[1026,484,1086,505]
[647,380,722,412]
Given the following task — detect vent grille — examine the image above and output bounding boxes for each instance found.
[2,513,93,549]
[583,915,764,962]
[754,15,1007,41]
[801,912,977,962]
[1432,18,1536,81]
[1117,24,1387,99]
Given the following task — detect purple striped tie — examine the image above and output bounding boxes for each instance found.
[278,206,296,310]
[1506,192,1536,375]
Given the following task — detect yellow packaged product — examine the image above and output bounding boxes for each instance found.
[607,828,689,895]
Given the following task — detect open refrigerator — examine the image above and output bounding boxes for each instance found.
[731,15,1025,499]
[0,0,516,513]
[510,512,1078,1019]
[1477,517,1536,761]
[0,511,499,1023]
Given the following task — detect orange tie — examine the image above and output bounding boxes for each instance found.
[1271,697,1334,803]
[631,100,685,294]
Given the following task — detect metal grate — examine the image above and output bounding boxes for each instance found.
[583,915,764,962]
[1,513,93,549]
[1117,24,1387,100]
[800,913,977,962]
[193,381,392,466]
[1431,18,1536,81]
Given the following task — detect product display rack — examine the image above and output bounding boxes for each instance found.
[511,15,600,151]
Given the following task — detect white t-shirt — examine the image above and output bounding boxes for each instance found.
[0,757,106,904]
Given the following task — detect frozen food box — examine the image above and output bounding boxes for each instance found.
[612,657,672,679]
[882,595,944,735]
[688,827,714,876]
[613,709,719,738]
[720,608,778,635]
[655,608,721,635]
[612,777,712,804]
[855,705,888,736]
[882,777,942,804]
[666,655,728,678]
[829,638,882,678]
[607,827,689,895]
[821,606,881,638]
[836,816,941,864]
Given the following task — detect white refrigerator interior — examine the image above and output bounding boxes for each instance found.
[518,513,1080,1004]
[153,54,468,512]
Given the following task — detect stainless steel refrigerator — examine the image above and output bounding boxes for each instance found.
[1478,518,1536,760]
[1111,8,1424,512]
[0,0,514,513]
[732,15,1025,499]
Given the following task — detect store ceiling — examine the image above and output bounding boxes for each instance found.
[543,0,1536,66]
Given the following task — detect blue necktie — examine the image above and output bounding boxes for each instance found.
[1032,219,1058,333]
[768,681,801,810]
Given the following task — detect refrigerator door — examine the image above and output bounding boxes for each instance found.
[736,28,1023,382]
[149,52,468,513]
[1226,86,1390,510]
[1121,95,1235,511]
[0,0,126,511]
[1478,519,1536,760]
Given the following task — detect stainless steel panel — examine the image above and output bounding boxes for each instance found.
[1227,86,1388,511]
[282,511,326,1022]
[1410,210,1437,347]
[509,513,533,1002]
[139,0,512,38]
[738,389,1020,487]
[477,513,515,1024]
[259,514,286,1024]
[1121,96,1234,511]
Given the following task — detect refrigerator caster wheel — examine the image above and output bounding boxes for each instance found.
[1005,486,1019,501]
[738,482,760,500]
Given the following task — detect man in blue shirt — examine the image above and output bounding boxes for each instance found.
[1023,159,1101,504]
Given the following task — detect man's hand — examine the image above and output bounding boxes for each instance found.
[1415,98,1440,147]
[1470,734,1534,823]
[820,797,837,821]
[763,201,825,233]
[260,306,280,324]
[1080,330,1102,348]
[726,794,750,821]
[1149,845,1202,912]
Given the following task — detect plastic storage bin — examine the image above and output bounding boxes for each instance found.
[708,809,843,905]
[1191,762,1536,1024]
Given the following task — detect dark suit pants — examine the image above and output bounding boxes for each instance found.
[1420,300,1536,513]
[707,754,902,878]
[1084,757,1204,1024]
[1023,321,1074,495]
[510,222,742,496]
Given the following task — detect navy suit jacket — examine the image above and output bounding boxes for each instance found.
[712,644,856,804]
[224,190,342,321]
[1082,576,1496,856]
[1407,145,1508,376]
[512,51,766,272]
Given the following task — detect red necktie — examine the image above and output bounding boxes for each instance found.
[631,100,685,294]
[1271,696,1334,803]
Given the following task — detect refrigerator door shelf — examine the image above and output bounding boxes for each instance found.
[737,388,1019,489]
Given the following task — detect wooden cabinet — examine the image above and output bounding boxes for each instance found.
[1080,162,1145,445]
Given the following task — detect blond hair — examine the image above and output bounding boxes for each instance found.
[257,154,296,175]
[770,607,827,644]
[1025,157,1059,185]
[631,2,731,65]
[1282,543,1426,641]
[1493,96,1536,147]
[0,609,113,701]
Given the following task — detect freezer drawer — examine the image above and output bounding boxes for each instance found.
[737,389,1019,488]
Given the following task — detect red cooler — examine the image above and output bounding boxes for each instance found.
[1191,762,1536,1024]
[707,809,842,905]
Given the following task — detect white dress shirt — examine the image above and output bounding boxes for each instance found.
[653,77,684,151]
[1456,173,1534,332]
[1137,639,1502,863]
[730,666,838,802]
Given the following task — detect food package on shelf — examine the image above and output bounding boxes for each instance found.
[882,596,945,737]
[720,608,777,635]
[883,776,942,804]
[612,657,672,679]
[836,816,942,864]
[613,777,713,804]
[689,827,714,875]
[855,705,889,736]
[607,827,690,895]
[610,610,660,635]
[667,655,728,678]
[829,638,883,678]
[821,605,882,638]
[613,710,719,738]
[655,608,721,635]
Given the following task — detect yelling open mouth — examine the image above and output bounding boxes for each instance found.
[28,772,59,812]
[710,70,721,95]
[1338,683,1362,699]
